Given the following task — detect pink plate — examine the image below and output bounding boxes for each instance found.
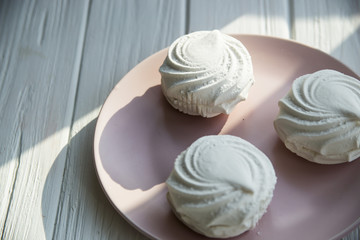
[94,35,360,240]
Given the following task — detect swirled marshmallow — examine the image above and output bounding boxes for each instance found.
[166,135,276,238]
[274,69,360,164]
[159,30,254,117]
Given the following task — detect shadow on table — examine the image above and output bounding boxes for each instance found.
[41,119,149,239]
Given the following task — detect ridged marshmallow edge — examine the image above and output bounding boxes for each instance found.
[166,135,276,238]
[159,30,254,117]
[274,69,360,164]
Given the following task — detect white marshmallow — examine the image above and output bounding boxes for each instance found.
[274,69,360,164]
[166,135,276,238]
[160,30,254,117]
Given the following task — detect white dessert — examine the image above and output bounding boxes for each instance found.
[166,135,276,238]
[159,30,254,117]
[274,69,360,164]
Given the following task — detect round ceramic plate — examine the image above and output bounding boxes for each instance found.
[94,35,360,240]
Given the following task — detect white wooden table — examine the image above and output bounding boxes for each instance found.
[1,0,359,239]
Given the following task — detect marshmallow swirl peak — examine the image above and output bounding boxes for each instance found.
[166,135,276,238]
[274,69,360,164]
[160,30,254,117]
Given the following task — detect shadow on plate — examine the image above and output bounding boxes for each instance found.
[99,85,228,191]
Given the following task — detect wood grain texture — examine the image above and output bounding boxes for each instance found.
[291,0,360,76]
[49,1,186,239]
[0,0,90,239]
[188,0,290,38]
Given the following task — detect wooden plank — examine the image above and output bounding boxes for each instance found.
[292,0,360,76]
[0,0,90,239]
[188,0,291,38]
[50,0,186,239]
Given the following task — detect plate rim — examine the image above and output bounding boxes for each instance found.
[93,34,360,240]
